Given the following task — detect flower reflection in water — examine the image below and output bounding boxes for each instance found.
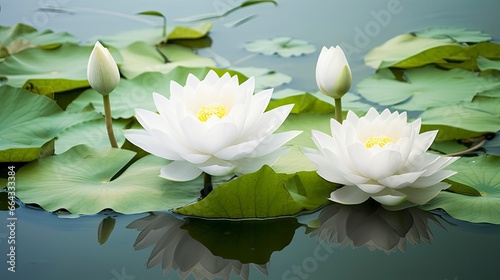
[127,213,300,280]
[310,202,445,253]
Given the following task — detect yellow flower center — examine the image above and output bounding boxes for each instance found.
[197,104,228,122]
[364,136,393,148]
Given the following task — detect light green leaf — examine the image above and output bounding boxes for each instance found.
[477,56,500,71]
[16,145,212,215]
[177,0,277,22]
[0,23,78,56]
[420,104,500,141]
[0,86,101,162]
[245,36,316,57]
[0,43,91,91]
[267,92,334,114]
[414,27,492,43]
[55,118,130,154]
[119,42,215,79]
[174,165,337,218]
[364,33,462,69]
[422,155,500,224]
[357,66,484,111]
[232,67,291,90]
[168,22,212,40]
[137,11,165,18]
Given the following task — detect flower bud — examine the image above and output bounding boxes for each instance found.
[315,45,352,99]
[87,41,120,95]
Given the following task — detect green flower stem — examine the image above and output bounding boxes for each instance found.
[334,97,343,123]
[201,172,213,198]
[102,94,118,148]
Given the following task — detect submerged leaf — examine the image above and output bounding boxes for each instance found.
[16,145,214,214]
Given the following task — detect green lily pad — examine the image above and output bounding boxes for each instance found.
[414,27,492,43]
[244,36,316,57]
[119,42,216,79]
[55,118,130,154]
[0,23,78,56]
[231,67,291,90]
[420,103,500,141]
[267,92,334,114]
[174,165,337,218]
[364,33,462,69]
[422,155,500,224]
[0,43,91,91]
[357,66,484,111]
[477,56,500,71]
[15,145,213,215]
[0,86,101,162]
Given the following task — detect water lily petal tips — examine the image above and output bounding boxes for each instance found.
[315,45,352,99]
[87,41,120,96]
[124,70,301,181]
[303,107,458,208]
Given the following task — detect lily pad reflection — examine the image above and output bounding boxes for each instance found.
[128,213,300,279]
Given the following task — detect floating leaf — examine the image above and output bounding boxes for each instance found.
[420,104,500,141]
[177,0,277,22]
[422,155,500,224]
[55,118,130,154]
[414,27,492,43]
[477,56,500,71]
[0,86,101,162]
[119,42,215,79]
[168,22,212,40]
[0,23,78,55]
[15,145,217,215]
[364,34,462,69]
[232,67,291,90]
[174,165,337,218]
[357,66,484,111]
[244,37,316,57]
[267,92,334,114]
[0,43,91,91]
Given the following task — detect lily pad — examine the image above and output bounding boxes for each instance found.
[364,33,462,69]
[477,56,500,71]
[357,66,484,111]
[414,27,492,43]
[174,165,337,218]
[0,43,91,91]
[232,67,291,90]
[55,118,130,154]
[15,145,213,215]
[244,37,316,57]
[0,23,78,56]
[0,86,101,162]
[422,155,500,224]
[420,103,500,141]
[119,42,216,79]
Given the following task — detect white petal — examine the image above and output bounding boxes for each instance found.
[371,192,407,206]
[160,161,203,181]
[399,182,450,205]
[356,183,386,194]
[378,171,426,189]
[124,129,182,160]
[232,147,288,175]
[198,158,235,176]
[329,185,371,205]
[411,170,457,188]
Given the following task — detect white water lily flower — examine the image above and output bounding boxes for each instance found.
[316,45,352,99]
[87,41,120,95]
[303,107,458,208]
[124,70,301,181]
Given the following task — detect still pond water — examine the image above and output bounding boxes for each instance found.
[1,0,500,279]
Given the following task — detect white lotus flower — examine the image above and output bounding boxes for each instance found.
[87,41,120,95]
[315,45,352,99]
[124,70,300,181]
[303,107,458,208]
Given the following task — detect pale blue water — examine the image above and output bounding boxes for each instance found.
[1,1,500,279]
